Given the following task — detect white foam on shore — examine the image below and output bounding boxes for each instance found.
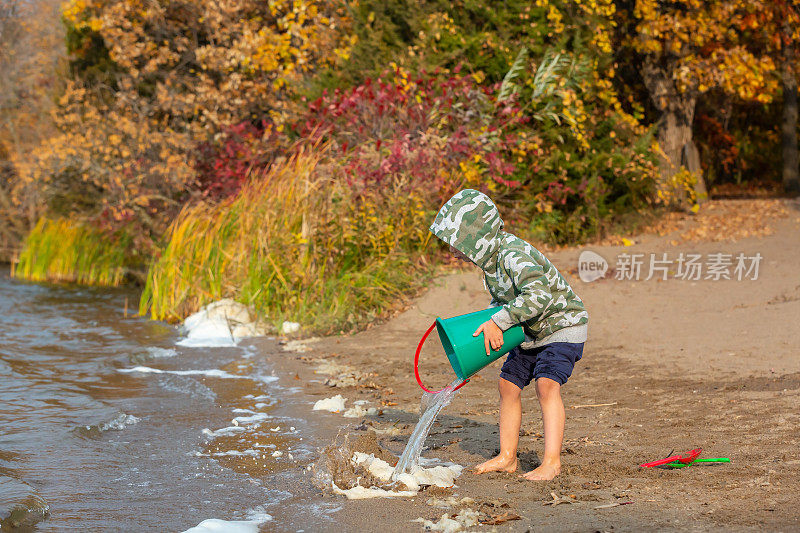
[351,452,395,480]
[342,404,378,418]
[351,452,462,493]
[312,395,346,413]
[397,464,463,492]
[331,482,416,500]
[211,449,260,457]
[252,374,279,384]
[182,505,272,532]
[412,509,480,533]
[178,308,237,347]
[202,426,246,438]
[117,366,244,379]
[176,299,270,348]
[281,321,300,334]
[182,515,271,533]
[231,412,269,425]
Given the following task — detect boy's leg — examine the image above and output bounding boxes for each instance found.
[474,377,521,473]
[522,377,564,481]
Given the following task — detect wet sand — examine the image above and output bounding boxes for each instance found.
[266,198,800,532]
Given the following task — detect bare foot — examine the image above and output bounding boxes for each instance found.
[474,454,518,474]
[521,461,560,481]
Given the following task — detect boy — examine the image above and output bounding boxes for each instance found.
[429,189,588,481]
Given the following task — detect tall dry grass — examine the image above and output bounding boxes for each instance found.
[12,218,130,285]
[139,148,436,333]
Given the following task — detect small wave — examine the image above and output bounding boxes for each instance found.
[202,426,246,438]
[76,413,140,437]
[147,346,178,358]
[244,506,273,523]
[207,449,260,457]
[157,374,217,402]
[231,412,269,425]
[99,413,140,431]
[117,366,245,379]
[129,346,179,365]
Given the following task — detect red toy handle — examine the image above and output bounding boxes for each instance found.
[640,448,702,468]
[414,321,469,394]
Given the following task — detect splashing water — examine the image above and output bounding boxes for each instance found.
[393,379,463,478]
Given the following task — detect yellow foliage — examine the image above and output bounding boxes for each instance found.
[631,0,780,103]
[13,217,129,286]
[656,167,699,206]
[16,0,355,248]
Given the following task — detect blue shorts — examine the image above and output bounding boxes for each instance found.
[499,342,584,389]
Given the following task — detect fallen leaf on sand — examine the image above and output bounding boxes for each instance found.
[597,199,790,246]
[543,492,575,506]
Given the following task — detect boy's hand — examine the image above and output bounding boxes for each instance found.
[473,319,504,355]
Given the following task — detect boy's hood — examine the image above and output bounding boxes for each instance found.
[429,189,503,269]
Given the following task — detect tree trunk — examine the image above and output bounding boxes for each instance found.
[781,26,800,195]
[643,61,708,204]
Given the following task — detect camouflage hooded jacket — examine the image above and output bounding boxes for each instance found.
[429,189,588,348]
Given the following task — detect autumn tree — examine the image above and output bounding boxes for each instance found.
[772,1,800,194]
[619,0,779,202]
[21,0,353,250]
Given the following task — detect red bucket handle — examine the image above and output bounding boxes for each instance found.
[414,321,469,394]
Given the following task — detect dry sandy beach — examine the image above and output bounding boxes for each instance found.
[263,197,800,532]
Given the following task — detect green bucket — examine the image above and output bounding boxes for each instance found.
[435,308,525,381]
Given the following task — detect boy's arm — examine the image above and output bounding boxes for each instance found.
[490,254,552,331]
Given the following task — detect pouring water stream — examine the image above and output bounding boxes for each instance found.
[392,378,462,479]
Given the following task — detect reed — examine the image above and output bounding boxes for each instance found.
[12,218,130,286]
[139,148,434,333]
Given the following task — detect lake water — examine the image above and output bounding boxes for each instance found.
[0,267,337,531]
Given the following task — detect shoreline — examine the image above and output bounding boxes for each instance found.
[255,200,800,531]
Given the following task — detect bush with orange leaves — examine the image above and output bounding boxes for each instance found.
[18,0,354,253]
